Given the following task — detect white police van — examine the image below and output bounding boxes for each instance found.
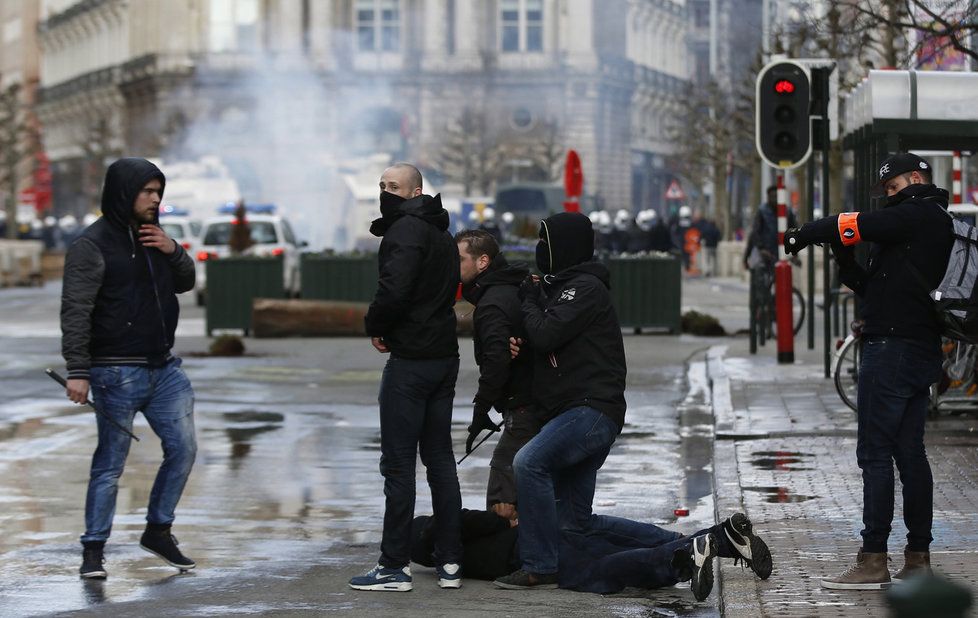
[194,203,305,306]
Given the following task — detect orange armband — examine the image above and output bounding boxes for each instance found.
[837,212,861,246]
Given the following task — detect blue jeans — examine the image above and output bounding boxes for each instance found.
[378,356,462,568]
[559,521,734,594]
[857,336,941,553]
[82,360,197,543]
[513,406,619,574]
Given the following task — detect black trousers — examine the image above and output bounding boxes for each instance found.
[378,356,462,567]
[486,405,548,508]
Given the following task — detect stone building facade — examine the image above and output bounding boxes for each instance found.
[37,0,689,243]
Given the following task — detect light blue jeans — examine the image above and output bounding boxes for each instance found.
[81,360,196,543]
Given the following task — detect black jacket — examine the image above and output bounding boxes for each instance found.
[411,510,519,580]
[61,158,195,380]
[800,183,953,348]
[364,192,459,359]
[462,255,533,412]
[524,213,627,429]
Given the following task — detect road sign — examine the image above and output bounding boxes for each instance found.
[564,149,583,198]
[665,180,686,200]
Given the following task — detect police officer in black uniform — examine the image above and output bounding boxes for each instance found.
[784,152,952,590]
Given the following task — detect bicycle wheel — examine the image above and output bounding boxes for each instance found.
[792,287,805,335]
[833,335,861,412]
[768,283,806,336]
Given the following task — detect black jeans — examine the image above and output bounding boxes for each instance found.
[856,335,941,553]
[378,355,462,568]
[486,405,548,508]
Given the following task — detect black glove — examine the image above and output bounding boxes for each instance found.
[783,227,808,255]
[518,275,540,303]
[466,402,499,454]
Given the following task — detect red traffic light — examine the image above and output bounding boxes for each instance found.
[774,79,796,94]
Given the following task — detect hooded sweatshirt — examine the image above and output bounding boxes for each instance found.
[365,192,460,359]
[462,254,534,411]
[61,158,196,380]
[523,213,627,429]
[796,183,953,348]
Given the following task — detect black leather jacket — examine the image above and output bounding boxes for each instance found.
[61,158,195,380]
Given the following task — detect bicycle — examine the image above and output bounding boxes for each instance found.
[749,260,806,350]
[834,326,978,415]
[833,320,863,412]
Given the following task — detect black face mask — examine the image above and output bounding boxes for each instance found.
[535,239,552,275]
[885,188,912,208]
[380,191,406,217]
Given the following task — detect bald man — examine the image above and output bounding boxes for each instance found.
[350,163,464,592]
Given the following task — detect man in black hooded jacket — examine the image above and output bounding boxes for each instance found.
[456,229,547,518]
[61,158,197,579]
[494,212,629,590]
[784,152,952,590]
[350,163,463,592]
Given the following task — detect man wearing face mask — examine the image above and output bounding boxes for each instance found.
[784,153,953,590]
[494,212,630,590]
[351,163,464,592]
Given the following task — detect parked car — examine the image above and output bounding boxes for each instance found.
[158,205,202,265]
[194,204,305,306]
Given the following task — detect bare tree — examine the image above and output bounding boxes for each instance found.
[77,116,122,215]
[437,106,504,195]
[0,84,29,239]
[667,74,759,239]
[832,0,977,65]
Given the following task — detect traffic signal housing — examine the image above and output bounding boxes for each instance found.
[756,60,812,169]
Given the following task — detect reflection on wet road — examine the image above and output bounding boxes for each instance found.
[0,286,717,616]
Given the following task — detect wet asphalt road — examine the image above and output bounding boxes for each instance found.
[0,284,722,617]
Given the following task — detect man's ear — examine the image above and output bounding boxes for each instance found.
[478,254,491,271]
[413,187,423,197]
[910,171,925,185]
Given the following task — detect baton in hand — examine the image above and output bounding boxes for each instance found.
[457,421,503,465]
[45,368,140,441]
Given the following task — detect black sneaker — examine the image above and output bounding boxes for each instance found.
[140,526,196,571]
[80,542,107,579]
[671,546,693,582]
[493,569,558,590]
[690,533,717,602]
[723,512,773,579]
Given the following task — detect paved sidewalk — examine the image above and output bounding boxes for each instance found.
[707,344,978,617]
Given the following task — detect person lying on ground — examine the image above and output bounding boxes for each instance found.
[410,508,772,601]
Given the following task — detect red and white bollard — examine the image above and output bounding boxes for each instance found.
[775,173,794,364]
[953,151,962,205]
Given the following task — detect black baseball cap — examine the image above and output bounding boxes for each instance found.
[871,152,931,196]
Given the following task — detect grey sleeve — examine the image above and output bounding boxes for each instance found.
[166,242,196,293]
[61,238,105,380]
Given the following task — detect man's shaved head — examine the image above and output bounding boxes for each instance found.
[380,162,423,199]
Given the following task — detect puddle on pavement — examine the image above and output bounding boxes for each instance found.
[749,450,815,471]
[742,485,818,503]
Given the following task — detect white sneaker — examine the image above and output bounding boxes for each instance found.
[437,563,462,589]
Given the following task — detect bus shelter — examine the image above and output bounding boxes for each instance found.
[842,70,978,203]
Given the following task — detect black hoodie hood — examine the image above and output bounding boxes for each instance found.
[884,183,948,209]
[537,212,595,274]
[370,192,450,237]
[461,254,529,305]
[100,158,166,229]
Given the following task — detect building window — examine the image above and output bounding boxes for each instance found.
[357,0,400,52]
[501,0,543,53]
[692,1,710,29]
[208,0,258,52]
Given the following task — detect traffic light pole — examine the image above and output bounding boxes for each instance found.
[806,151,816,350]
